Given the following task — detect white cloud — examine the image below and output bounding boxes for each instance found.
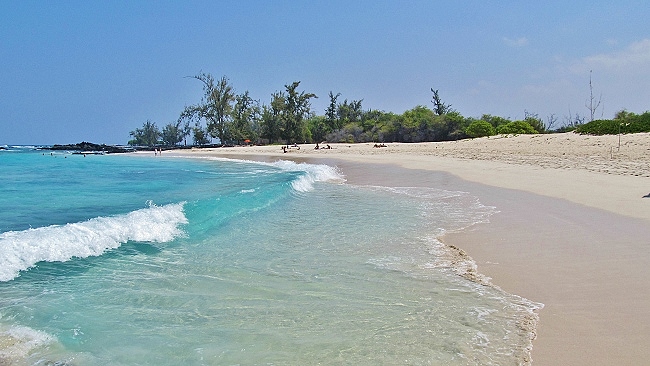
[575,39,650,72]
[503,36,529,47]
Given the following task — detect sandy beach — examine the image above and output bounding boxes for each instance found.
[169,132,650,365]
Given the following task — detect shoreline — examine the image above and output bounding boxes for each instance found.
[162,132,650,222]
[164,132,650,365]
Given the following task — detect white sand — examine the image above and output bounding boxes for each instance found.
[167,132,650,365]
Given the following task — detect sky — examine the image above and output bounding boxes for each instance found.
[1,1,649,145]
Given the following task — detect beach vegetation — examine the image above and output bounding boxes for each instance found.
[231,91,261,144]
[325,91,341,132]
[129,120,161,146]
[440,111,468,140]
[553,110,586,132]
[481,114,511,129]
[496,121,537,135]
[431,88,453,115]
[545,113,559,131]
[260,91,285,144]
[465,120,496,138]
[192,123,210,146]
[180,72,236,145]
[337,98,364,126]
[133,72,649,146]
[161,121,187,146]
[523,111,546,133]
[280,81,317,145]
[575,110,650,135]
[307,115,328,143]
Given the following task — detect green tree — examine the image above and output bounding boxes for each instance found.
[400,105,435,142]
[325,91,341,132]
[128,120,160,146]
[180,120,192,146]
[524,110,546,133]
[359,109,384,132]
[161,121,184,146]
[438,111,467,140]
[231,91,260,144]
[431,88,453,115]
[307,115,329,143]
[337,99,363,125]
[282,81,316,144]
[465,120,496,138]
[481,114,511,129]
[181,72,235,144]
[260,91,285,143]
[192,122,210,146]
[614,109,635,121]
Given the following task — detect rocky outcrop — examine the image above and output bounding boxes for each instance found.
[43,142,133,154]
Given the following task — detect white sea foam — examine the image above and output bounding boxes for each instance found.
[0,325,55,361]
[180,156,346,192]
[270,159,346,192]
[0,202,187,282]
[17,145,39,148]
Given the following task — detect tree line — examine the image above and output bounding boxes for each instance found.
[129,72,317,147]
[128,72,648,147]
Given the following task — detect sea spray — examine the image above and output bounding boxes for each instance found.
[0,202,187,281]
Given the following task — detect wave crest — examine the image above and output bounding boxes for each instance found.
[270,160,345,192]
[0,202,187,281]
[185,156,346,192]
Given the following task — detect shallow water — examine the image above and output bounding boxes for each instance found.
[0,147,540,365]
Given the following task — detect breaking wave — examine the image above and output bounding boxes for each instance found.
[0,202,187,281]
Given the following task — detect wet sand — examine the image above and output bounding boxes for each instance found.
[167,132,650,365]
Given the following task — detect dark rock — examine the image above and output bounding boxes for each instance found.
[42,142,133,154]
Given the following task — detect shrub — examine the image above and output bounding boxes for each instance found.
[574,119,619,135]
[575,111,650,135]
[496,121,537,135]
[481,114,511,129]
[524,111,546,133]
[465,120,496,138]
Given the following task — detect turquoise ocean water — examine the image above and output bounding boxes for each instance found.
[0,147,540,365]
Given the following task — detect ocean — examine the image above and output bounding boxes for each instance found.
[0,146,540,365]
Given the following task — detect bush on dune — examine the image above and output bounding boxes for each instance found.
[496,121,537,135]
[465,120,496,138]
[575,111,650,135]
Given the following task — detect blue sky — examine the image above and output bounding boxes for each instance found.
[1,1,649,144]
